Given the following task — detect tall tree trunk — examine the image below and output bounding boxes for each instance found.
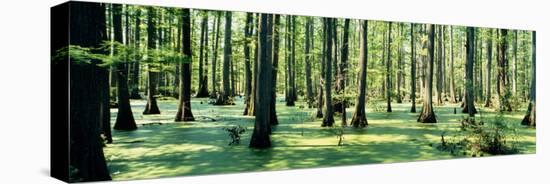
[463,27,477,117]
[484,29,493,107]
[202,13,209,97]
[129,8,142,99]
[293,16,298,105]
[143,7,161,115]
[339,19,350,125]
[270,15,281,125]
[442,26,447,101]
[285,16,290,105]
[316,19,326,118]
[477,29,483,103]
[417,24,437,123]
[396,23,403,104]
[215,12,233,105]
[249,13,272,148]
[210,12,221,97]
[381,27,387,98]
[410,23,417,112]
[101,5,112,142]
[521,31,536,127]
[304,17,314,108]
[322,18,335,127]
[449,26,457,103]
[436,25,443,105]
[196,12,210,97]
[286,15,296,106]
[386,22,393,112]
[419,26,425,100]
[497,29,512,112]
[230,48,236,96]
[248,14,259,115]
[108,5,118,103]
[333,19,338,83]
[351,20,368,128]
[243,13,253,115]
[522,32,529,102]
[175,9,195,121]
[157,10,165,97]
[67,2,111,181]
[173,15,182,98]
[113,4,137,130]
[512,31,518,95]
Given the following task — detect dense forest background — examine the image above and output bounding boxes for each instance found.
[56,2,536,182]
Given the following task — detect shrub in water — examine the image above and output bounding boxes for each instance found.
[436,115,519,157]
[222,125,246,145]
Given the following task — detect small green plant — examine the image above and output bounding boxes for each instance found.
[222,125,246,145]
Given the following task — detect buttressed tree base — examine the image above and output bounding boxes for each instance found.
[51,1,536,182]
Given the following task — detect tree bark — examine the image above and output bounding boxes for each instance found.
[215,11,233,105]
[396,23,403,104]
[512,31,518,95]
[175,9,195,121]
[245,14,259,115]
[417,24,437,123]
[521,31,535,127]
[305,17,314,108]
[143,7,160,115]
[322,18,335,127]
[386,22,393,112]
[113,4,137,131]
[249,13,272,148]
[340,19,350,125]
[449,26,457,103]
[196,12,210,97]
[270,15,280,125]
[292,16,297,103]
[68,2,111,181]
[351,20,368,128]
[436,25,444,105]
[210,12,221,97]
[497,29,512,112]
[243,13,253,115]
[484,29,493,107]
[463,27,477,117]
[285,15,296,106]
[129,8,142,99]
[316,19,326,118]
[410,23,417,112]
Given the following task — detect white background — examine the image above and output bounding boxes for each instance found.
[0,0,547,183]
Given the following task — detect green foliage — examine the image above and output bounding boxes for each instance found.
[436,114,520,157]
[222,125,246,145]
[52,45,109,66]
[52,40,189,68]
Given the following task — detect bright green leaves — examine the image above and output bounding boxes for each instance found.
[52,45,109,66]
[52,41,191,67]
